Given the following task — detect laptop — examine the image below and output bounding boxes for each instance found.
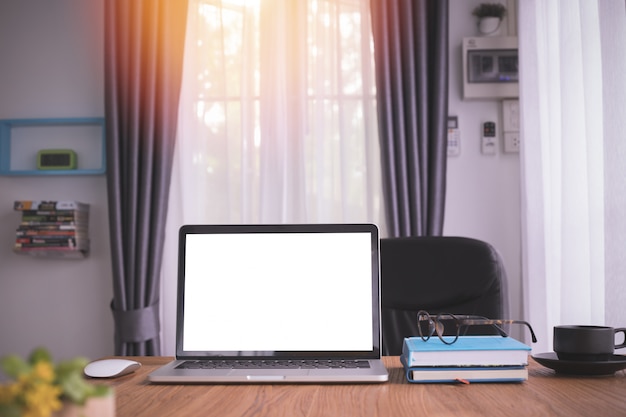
[148,223,389,383]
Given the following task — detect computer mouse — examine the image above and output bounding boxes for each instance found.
[84,358,142,378]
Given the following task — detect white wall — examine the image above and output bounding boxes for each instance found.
[445,0,524,337]
[0,0,523,362]
[0,0,113,362]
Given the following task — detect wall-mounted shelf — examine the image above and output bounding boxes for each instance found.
[13,200,90,259]
[0,117,106,176]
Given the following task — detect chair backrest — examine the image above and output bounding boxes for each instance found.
[380,236,508,356]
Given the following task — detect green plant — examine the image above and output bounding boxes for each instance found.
[0,347,111,417]
[472,3,507,19]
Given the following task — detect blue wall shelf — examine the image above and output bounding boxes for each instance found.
[0,117,106,176]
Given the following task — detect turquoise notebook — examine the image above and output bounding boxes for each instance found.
[401,336,531,367]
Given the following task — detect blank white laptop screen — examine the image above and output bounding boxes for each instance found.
[181,230,374,353]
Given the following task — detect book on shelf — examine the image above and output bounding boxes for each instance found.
[15,237,88,246]
[18,208,89,223]
[17,209,88,216]
[16,237,81,244]
[401,336,531,368]
[13,247,89,259]
[14,200,90,211]
[16,224,86,232]
[13,240,90,258]
[401,363,528,383]
[19,221,87,227]
[20,215,87,224]
[16,229,83,237]
[14,240,89,255]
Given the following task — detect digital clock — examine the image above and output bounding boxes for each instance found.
[37,149,77,170]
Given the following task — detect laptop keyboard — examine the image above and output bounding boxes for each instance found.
[176,359,371,370]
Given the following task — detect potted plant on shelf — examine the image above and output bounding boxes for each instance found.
[0,347,114,417]
[472,3,507,35]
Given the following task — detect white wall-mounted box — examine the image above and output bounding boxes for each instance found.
[462,36,518,100]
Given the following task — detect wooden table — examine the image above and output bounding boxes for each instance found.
[99,356,626,417]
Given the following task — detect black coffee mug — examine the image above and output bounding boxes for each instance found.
[554,325,626,362]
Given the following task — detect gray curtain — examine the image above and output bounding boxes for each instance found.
[104,0,188,355]
[370,0,449,237]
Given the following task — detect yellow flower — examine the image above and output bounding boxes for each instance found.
[23,382,63,417]
[1,348,111,417]
[32,361,55,384]
[0,382,18,403]
[1,361,62,417]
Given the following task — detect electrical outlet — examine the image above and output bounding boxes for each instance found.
[504,132,520,153]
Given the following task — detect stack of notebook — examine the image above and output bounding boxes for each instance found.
[400,336,531,383]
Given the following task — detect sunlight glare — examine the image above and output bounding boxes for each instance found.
[203,103,226,134]
[220,0,261,10]
[340,14,356,38]
[196,101,206,119]
[192,151,204,164]
[254,125,261,148]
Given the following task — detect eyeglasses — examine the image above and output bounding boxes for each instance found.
[416,310,538,345]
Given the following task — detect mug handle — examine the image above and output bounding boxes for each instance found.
[615,328,626,349]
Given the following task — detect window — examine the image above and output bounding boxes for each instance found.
[173,0,384,225]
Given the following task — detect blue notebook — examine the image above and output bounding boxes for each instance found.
[401,336,531,367]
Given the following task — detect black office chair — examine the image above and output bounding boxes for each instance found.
[380,236,508,355]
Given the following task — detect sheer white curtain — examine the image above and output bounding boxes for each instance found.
[161,0,384,354]
[518,0,626,353]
